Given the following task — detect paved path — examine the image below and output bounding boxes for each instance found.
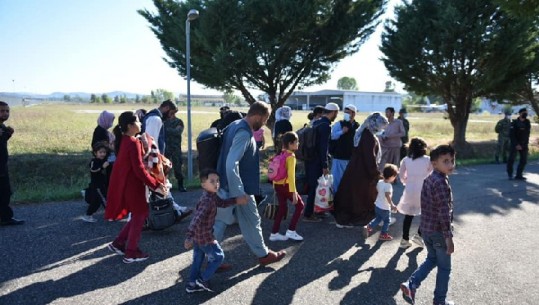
[1,161,538,305]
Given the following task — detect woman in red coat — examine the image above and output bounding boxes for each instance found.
[105,111,167,263]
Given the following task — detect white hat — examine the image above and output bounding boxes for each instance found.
[325,102,340,111]
[344,104,357,113]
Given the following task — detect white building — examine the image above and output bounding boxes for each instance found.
[286,89,403,112]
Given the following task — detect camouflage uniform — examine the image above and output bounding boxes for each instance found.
[494,117,511,163]
[164,117,185,190]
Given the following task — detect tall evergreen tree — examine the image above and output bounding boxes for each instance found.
[337,76,359,90]
[381,0,539,154]
[139,0,386,125]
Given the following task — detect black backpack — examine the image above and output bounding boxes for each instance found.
[296,124,318,161]
[196,127,223,172]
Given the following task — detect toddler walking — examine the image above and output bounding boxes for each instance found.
[184,169,247,293]
[270,131,305,242]
[362,164,398,241]
[400,145,456,305]
[82,142,110,222]
[397,137,432,248]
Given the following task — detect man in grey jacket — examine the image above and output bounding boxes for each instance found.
[214,101,286,266]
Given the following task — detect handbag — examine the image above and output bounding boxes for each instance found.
[263,191,287,220]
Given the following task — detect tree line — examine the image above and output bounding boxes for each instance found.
[140,0,539,155]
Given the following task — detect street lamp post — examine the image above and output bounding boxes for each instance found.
[186,9,199,181]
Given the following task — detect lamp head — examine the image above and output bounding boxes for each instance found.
[187,9,199,21]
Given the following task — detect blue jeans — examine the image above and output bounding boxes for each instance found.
[368,206,391,233]
[189,242,225,283]
[409,232,452,303]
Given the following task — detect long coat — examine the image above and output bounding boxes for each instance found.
[104,135,159,220]
[333,129,380,226]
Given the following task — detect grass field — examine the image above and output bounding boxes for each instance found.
[6,103,539,203]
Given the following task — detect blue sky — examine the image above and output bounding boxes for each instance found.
[0,0,402,96]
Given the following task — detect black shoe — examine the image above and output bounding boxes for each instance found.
[0,218,25,226]
[514,176,527,180]
[178,186,187,192]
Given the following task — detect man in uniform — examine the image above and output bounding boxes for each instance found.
[164,112,186,192]
[494,109,512,164]
[0,101,24,226]
[507,108,531,180]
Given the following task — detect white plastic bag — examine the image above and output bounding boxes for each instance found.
[314,174,334,212]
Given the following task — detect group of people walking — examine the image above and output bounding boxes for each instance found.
[0,98,533,305]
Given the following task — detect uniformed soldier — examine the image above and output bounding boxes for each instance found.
[164,114,187,192]
[507,108,531,180]
[494,110,512,164]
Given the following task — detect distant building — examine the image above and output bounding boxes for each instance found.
[285,89,402,113]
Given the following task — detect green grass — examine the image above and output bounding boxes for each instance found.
[6,104,539,203]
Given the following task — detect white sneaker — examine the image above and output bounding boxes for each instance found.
[399,239,412,249]
[411,234,424,248]
[269,233,288,241]
[285,230,304,241]
[81,215,97,223]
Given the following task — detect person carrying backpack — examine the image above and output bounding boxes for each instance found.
[269,131,305,242]
[303,103,340,222]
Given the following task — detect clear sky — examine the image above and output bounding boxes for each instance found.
[0,0,402,96]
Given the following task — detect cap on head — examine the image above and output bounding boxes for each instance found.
[399,107,407,114]
[518,107,527,114]
[325,102,340,111]
[344,104,357,113]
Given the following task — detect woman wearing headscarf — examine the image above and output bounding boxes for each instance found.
[91,110,115,149]
[91,110,116,188]
[273,106,293,153]
[333,112,389,228]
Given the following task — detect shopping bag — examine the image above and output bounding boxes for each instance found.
[314,174,334,213]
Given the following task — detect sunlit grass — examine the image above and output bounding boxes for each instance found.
[6,104,539,203]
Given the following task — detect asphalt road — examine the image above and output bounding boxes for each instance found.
[1,161,538,305]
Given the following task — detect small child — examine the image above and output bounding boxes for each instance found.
[184,168,247,293]
[397,137,433,249]
[82,142,110,222]
[362,164,398,241]
[401,145,456,305]
[270,131,305,242]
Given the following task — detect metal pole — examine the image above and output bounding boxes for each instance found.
[186,19,193,181]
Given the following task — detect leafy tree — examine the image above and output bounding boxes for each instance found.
[135,95,141,103]
[101,94,112,104]
[495,0,539,19]
[90,94,98,104]
[223,91,242,106]
[139,0,386,126]
[141,95,152,103]
[63,95,71,102]
[337,76,358,90]
[114,95,120,103]
[383,80,395,92]
[150,89,175,104]
[381,0,539,154]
